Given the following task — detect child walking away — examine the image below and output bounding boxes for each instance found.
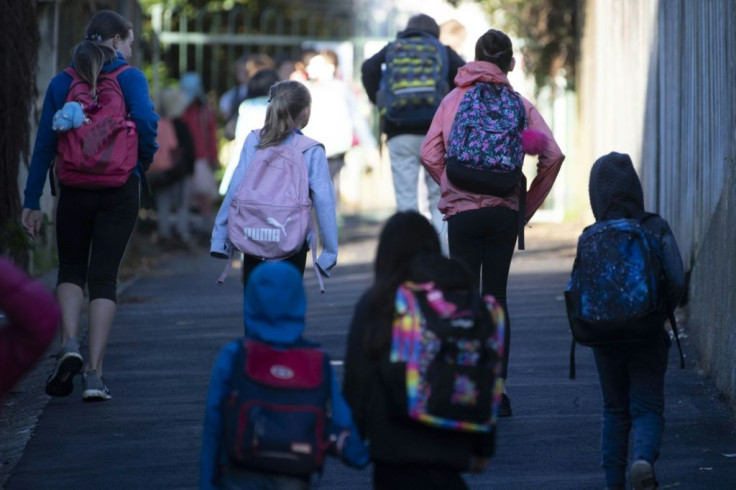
[420,28,565,417]
[344,211,502,490]
[210,80,337,290]
[200,262,368,489]
[565,152,685,490]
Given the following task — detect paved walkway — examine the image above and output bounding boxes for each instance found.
[2,216,735,489]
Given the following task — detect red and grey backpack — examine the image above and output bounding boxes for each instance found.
[55,66,138,189]
[221,338,335,476]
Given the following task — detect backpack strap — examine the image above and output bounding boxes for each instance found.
[517,174,527,250]
[569,338,577,380]
[668,311,686,369]
[289,133,326,293]
[516,91,529,251]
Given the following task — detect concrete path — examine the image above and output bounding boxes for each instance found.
[2,216,735,489]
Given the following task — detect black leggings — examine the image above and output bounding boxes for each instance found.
[56,175,140,302]
[448,206,518,379]
[241,241,309,287]
[373,462,467,490]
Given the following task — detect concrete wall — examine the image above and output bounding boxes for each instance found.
[577,0,736,405]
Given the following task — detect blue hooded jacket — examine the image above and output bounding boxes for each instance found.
[199,262,368,489]
[24,53,159,210]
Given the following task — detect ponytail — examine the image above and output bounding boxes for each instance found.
[72,10,133,96]
[72,41,116,96]
[258,80,311,149]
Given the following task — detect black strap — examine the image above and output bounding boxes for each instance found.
[569,338,576,380]
[669,310,685,369]
[517,173,527,250]
[49,163,57,197]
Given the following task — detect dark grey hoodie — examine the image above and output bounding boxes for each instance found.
[588,152,686,309]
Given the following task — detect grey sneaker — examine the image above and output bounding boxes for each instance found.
[45,338,84,397]
[82,370,111,401]
[630,459,657,490]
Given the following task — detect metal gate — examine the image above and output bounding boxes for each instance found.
[149,3,395,99]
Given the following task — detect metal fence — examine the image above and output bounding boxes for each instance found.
[149,3,397,99]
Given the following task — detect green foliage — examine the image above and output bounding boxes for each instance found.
[0,220,32,267]
[139,0,263,15]
[479,0,580,94]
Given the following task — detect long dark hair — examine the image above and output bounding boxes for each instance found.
[258,80,310,149]
[72,10,132,95]
[365,211,442,357]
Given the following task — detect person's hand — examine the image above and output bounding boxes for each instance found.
[21,208,43,239]
[469,456,490,473]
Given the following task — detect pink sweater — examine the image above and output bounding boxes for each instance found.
[0,258,60,399]
[420,61,565,223]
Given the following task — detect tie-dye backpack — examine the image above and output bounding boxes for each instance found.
[383,280,506,433]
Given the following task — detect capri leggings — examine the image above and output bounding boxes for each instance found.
[447,206,519,379]
[56,175,140,302]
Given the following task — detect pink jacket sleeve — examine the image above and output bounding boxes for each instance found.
[522,99,565,222]
[0,258,60,398]
[420,97,451,185]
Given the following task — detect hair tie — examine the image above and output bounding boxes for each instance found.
[85,33,103,42]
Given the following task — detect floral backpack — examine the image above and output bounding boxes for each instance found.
[444,82,547,249]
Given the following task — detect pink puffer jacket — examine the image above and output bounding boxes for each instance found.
[420,61,565,223]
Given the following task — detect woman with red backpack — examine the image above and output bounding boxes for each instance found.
[21,10,158,402]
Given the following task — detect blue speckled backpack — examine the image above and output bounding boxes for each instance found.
[565,214,685,378]
[565,215,667,345]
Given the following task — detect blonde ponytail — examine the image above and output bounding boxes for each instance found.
[258,81,311,149]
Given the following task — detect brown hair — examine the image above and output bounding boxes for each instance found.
[258,80,311,149]
[72,10,132,95]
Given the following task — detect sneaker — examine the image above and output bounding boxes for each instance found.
[497,393,513,417]
[45,339,84,397]
[630,459,658,490]
[82,370,111,401]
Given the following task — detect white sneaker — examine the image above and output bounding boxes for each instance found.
[82,370,112,401]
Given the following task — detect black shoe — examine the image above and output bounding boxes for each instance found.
[45,342,84,397]
[497,393,512,417]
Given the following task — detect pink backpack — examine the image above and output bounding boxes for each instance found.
[218,131,325,290]
[55,66,138,189]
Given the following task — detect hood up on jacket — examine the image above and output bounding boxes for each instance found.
[243,262,306,345]
[588,151,645,221]
[453,60,511,89]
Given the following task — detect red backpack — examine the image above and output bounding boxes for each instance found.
[55,66,138,189]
